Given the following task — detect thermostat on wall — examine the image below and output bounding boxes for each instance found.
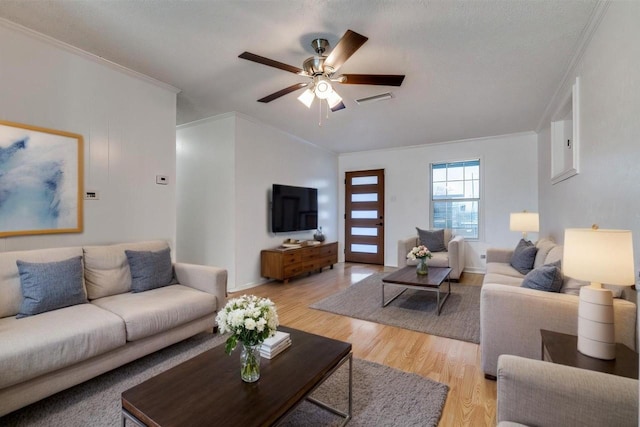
[156,175,168,185]
[84,190,100,200]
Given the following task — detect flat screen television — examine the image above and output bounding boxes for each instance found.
[271,184,318,233]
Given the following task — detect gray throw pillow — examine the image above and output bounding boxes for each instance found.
[416,228,446,252]
[521,261,563,292]
[510,239,538,274]
[16,256,87,318]
[126,247,175,293]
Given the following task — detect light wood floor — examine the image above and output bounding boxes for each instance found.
[230,263,496,426]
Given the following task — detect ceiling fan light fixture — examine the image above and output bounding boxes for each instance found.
[297,86,315,108]
[326,90,343,109]
[314,76,333,99]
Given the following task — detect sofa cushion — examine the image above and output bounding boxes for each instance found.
[483,273,525,287]
[83,240,170,300]
[125,247,176,293]
[510,239,538,275]
[417,228,447,252]
[521,262,563,292]
[0,303,125,389]
[16,256,88,318]
[561,276,589,296]
[0,247,84,318]
[545,245,563,266]
[91,285,217,341]
[533,238,556,269]
[427,251,450,268]
[486,262,526,278]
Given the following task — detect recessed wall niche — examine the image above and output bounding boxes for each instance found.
[551,76,580,184]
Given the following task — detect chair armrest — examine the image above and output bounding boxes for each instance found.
[486,248,513,263]
[480,283,637,377]
[497,355,638,427]
[397,236,419,267]
[447,235,465,280]
[174,263,228,310]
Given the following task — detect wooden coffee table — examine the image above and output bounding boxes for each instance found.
[121,326,352,426]
[381,266,452,315]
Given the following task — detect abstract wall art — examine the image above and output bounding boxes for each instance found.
[0,120,83,237]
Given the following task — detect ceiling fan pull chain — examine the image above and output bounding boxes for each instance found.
[318,99,322,127]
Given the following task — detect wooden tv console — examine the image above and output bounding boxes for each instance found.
[261,242,338,284]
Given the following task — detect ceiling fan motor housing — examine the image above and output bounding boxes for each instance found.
[303,56,328,76]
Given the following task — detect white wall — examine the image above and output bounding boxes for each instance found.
[176,114,236,282]
[176,112,338,291]
[0,20,178,252]
[339,132,538,272]
[537,1,640,273]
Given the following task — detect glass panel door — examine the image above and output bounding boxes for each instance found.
[345,169,385,264]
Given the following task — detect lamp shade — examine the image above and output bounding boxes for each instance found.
[509,212,539,233]
[563,228,635,286]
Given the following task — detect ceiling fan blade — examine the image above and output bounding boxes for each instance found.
[257,83,308,103]
[340,74,405,86]
[330,101,346,112]
[324,30,368,73]
[239,52,305,75]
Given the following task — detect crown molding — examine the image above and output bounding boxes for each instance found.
[535,0,610,132]
[0,17,181,94]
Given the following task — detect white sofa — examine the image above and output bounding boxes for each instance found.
[397,229,465,280]
[497,355,638,427]
[0,240,227,417]
[480,238,637,378]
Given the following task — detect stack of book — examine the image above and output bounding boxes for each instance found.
[260,331,292,359]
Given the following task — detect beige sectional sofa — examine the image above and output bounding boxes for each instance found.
[497,354,638,427]
[397,229,465,280]
[480,238,637,378]
[0,240,227,417]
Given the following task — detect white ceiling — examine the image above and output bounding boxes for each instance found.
[0,0,599,153]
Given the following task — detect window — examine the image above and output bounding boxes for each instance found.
[431,159,480,239]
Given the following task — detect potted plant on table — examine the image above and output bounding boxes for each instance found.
[407,245,433,275]
[216,295,279,382]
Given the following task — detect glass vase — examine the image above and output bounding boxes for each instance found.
[240,342,261,383]
[416,257,429,275]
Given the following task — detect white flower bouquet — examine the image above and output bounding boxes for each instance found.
[216,294,279,354]
[407,245,433,260]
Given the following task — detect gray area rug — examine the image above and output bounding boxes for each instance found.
[311,272,481,343]
[2,331,448,427]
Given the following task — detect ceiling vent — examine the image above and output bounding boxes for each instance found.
[355,92,393,105]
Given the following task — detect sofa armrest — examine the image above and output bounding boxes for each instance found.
[486,248,513,263]
[174,263,228,310]
[480,283,637,377]
[397,236,419,267]
[497,355,638,427]
[447,235,465,280]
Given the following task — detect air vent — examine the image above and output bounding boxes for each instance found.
[355,92,393,105]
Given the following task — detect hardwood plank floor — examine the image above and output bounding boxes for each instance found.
[230,262,496,426]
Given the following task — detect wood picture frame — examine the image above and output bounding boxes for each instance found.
[0,120,83,237]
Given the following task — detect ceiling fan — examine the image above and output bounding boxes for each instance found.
[239,29,405,112]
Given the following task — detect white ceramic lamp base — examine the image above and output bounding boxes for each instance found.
[577,283,615,360]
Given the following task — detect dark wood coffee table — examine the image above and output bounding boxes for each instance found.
[121,326,352,426]
[381,266,452,315]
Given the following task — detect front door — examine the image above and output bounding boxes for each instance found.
[344,169,385,264]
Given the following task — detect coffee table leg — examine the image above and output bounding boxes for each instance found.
[436,272,452,315]
[122,408,146,427]
[382,283,408,307]
[304,353,352,426]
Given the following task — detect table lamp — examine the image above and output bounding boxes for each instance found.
[510,211,539,241]
[563,226,635,360]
